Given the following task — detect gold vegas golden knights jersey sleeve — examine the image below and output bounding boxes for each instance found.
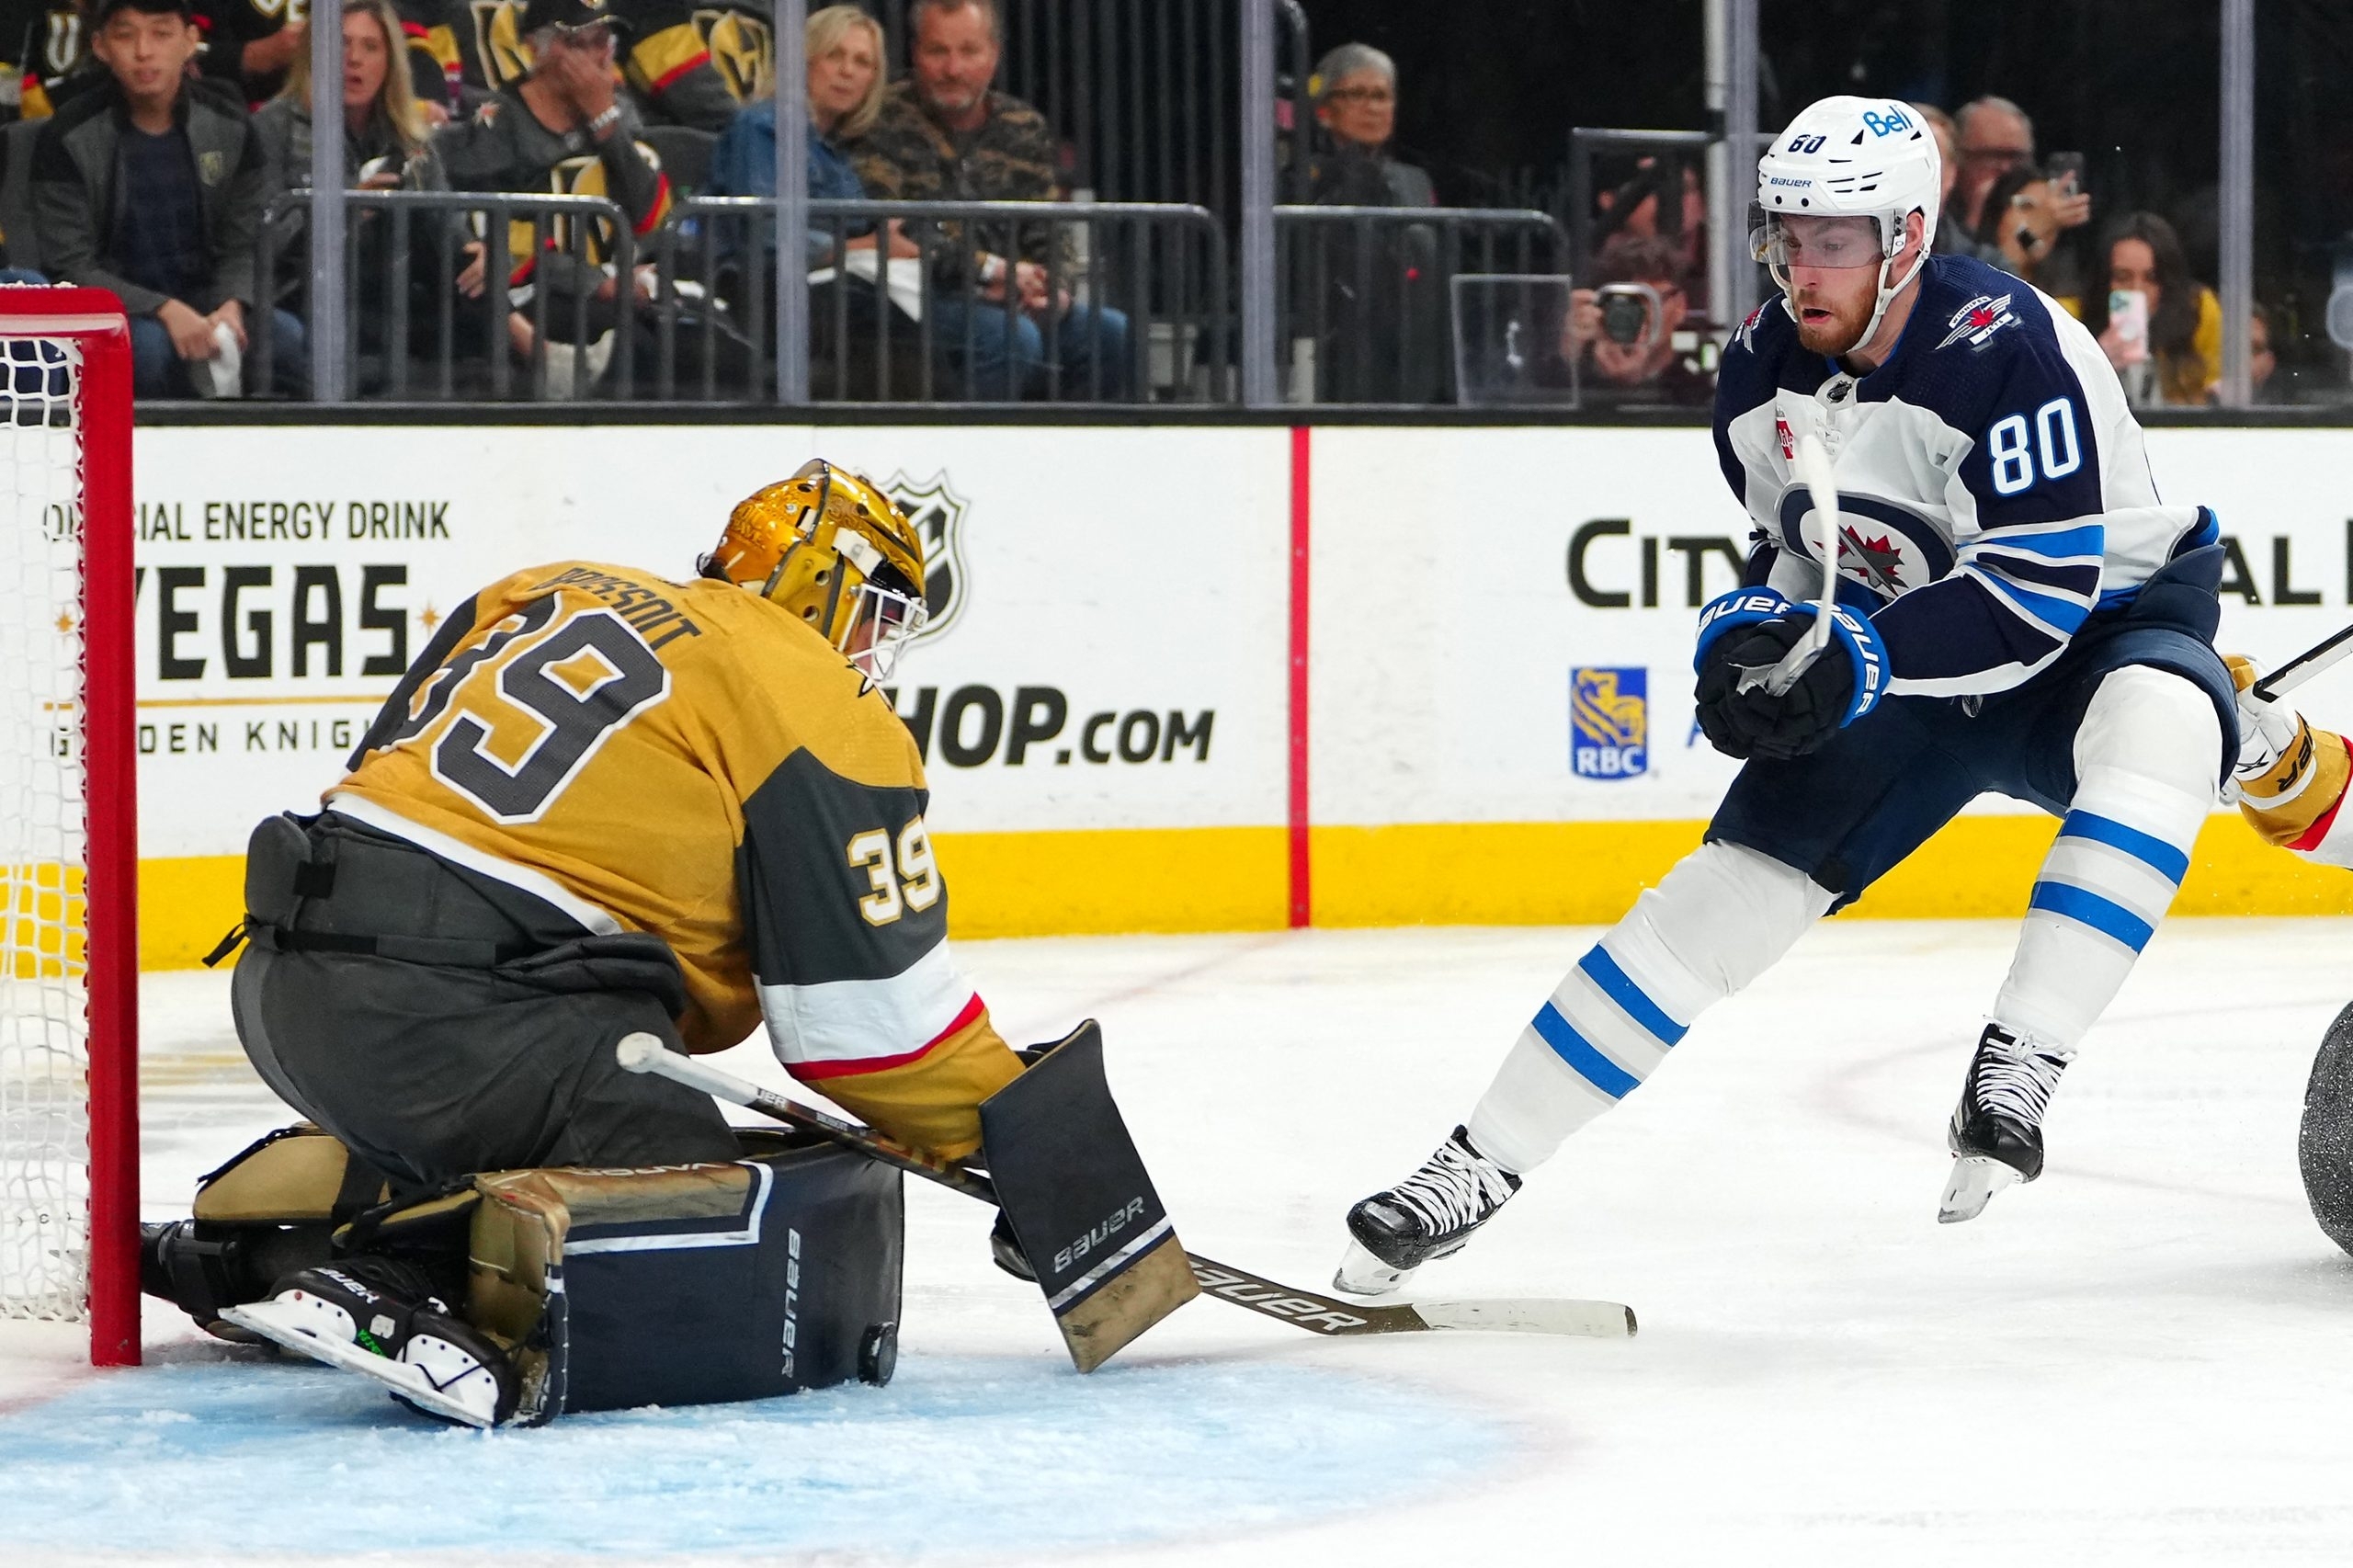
[335,561,1021,1160]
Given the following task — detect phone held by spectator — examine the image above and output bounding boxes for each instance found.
[2108,289,2150,365]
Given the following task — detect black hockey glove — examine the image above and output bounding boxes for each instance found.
[1691,588,1891,762]
[1694,616,1853,760]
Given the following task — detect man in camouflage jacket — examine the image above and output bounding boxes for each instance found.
[846,0,1127,400]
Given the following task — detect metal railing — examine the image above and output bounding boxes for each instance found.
[653,197,1230,403]
[258,189,641,403]
[1275,206,1566,404]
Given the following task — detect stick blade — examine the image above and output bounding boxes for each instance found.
[1409,1297,1637,1339]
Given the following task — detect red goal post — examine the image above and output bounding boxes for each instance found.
[0,288,137,1366]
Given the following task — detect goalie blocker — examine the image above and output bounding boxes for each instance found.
[978,1023,1199,1371]
[144,1124,904,1426]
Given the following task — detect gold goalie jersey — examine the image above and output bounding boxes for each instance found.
[334,559,1019,1158]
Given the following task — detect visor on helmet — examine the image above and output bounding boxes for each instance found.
[1748,207,1897,274]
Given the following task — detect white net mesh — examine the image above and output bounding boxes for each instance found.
[0,336,90,1322]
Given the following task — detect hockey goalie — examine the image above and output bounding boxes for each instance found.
[141,461,1190,1425]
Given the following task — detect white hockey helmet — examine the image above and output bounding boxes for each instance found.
[1752,96,1941,347]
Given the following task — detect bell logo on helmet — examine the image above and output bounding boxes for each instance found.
[881,472,971,643]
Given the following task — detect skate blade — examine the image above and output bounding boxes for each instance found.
[1332,1240,1415,1298]
[1937,1155,2021,1224]
[220,1301,495,1428]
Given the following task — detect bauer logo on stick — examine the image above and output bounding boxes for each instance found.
[881,471,971,642]
[1571,666,1647,779]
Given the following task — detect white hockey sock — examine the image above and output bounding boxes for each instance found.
[1467,841,1833,1173]
[1993,666,2222,1051]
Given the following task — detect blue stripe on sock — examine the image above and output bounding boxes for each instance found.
[1576,947,1688,1047]
[2029,881,2156,951]
[1529,1003,1641,1099]
[2058,810,2190,884]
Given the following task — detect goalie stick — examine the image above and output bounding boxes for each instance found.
[617,1034,1636,1342]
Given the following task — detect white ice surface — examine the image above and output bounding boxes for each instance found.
[7,918,2353,1565]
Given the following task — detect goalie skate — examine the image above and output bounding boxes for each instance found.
[219,1259,518,1427]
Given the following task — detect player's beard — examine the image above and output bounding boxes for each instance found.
[1789,279,1876,358]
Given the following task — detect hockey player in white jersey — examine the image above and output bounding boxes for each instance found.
[1336,95,2240,1295]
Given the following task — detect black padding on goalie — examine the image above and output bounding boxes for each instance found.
[555,1143,904,1414]
[978,1020,1173,1315]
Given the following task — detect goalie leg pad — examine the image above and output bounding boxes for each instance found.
[979,1020,1199,1372]
[469,1142,904,1422]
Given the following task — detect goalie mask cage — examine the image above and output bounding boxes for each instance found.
[0,289,137,1367]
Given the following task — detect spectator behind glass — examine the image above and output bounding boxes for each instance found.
[1918,101,2000,265]
[2250,301,2277,397]
[847,0,1130,400]
[1309,43,1432,208]
[256,0,434,199]
[2079,211,2222,407]
[709,3,912,266]
[1951,96,2088,242]
[415,0,673,370]
[1973,161,2066,290]
[1558,233,1711,405]
[191,0,307,103]
[34,0,306,396]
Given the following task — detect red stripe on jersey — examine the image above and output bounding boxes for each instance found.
[2290,790,2347,853]
[402,20,429,38]
[790,992,986,1081]
[652,51,710,91]
[633,172,674,235]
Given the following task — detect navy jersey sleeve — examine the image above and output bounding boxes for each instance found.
[1870,318,2107,696]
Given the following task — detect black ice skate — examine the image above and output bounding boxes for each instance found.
[1335,1125,1522,1295]
[220,1256,520,1427]
[1938,1022,2074,1224]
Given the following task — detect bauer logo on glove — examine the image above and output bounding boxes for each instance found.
[1691,587,1889,762]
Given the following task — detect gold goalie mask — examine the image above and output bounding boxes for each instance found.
[703,460,929,682]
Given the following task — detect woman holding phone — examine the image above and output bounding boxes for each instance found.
[2079,210,2222,406]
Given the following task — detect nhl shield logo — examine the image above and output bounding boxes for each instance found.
[881,471,970,642]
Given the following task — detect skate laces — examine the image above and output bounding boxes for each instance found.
[1383,1131,1517,1237]
[1971,1028,2069,1127]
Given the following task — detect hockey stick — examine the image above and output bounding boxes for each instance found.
[618,1036,1636,1341]
[1742,430,1844,698]
[2252,619,2353,703]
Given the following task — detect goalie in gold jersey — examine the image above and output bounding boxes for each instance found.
[228,459,1021,1182]
[147,461,1199,1425]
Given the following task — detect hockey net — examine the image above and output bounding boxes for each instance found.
[0,290,137,1366]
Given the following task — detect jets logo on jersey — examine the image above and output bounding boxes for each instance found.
[881,471,971,642]
[1937,293,2020,351]
[1778,489,1956,600]
[1571,667,1647,779]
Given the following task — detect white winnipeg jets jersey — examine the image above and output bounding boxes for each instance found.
[1714,253,2216,699]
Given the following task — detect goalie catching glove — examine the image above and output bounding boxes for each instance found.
[1692,587,1889,761]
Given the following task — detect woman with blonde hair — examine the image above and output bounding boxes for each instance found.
[256,0,440,201]
[709,3,910,265]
